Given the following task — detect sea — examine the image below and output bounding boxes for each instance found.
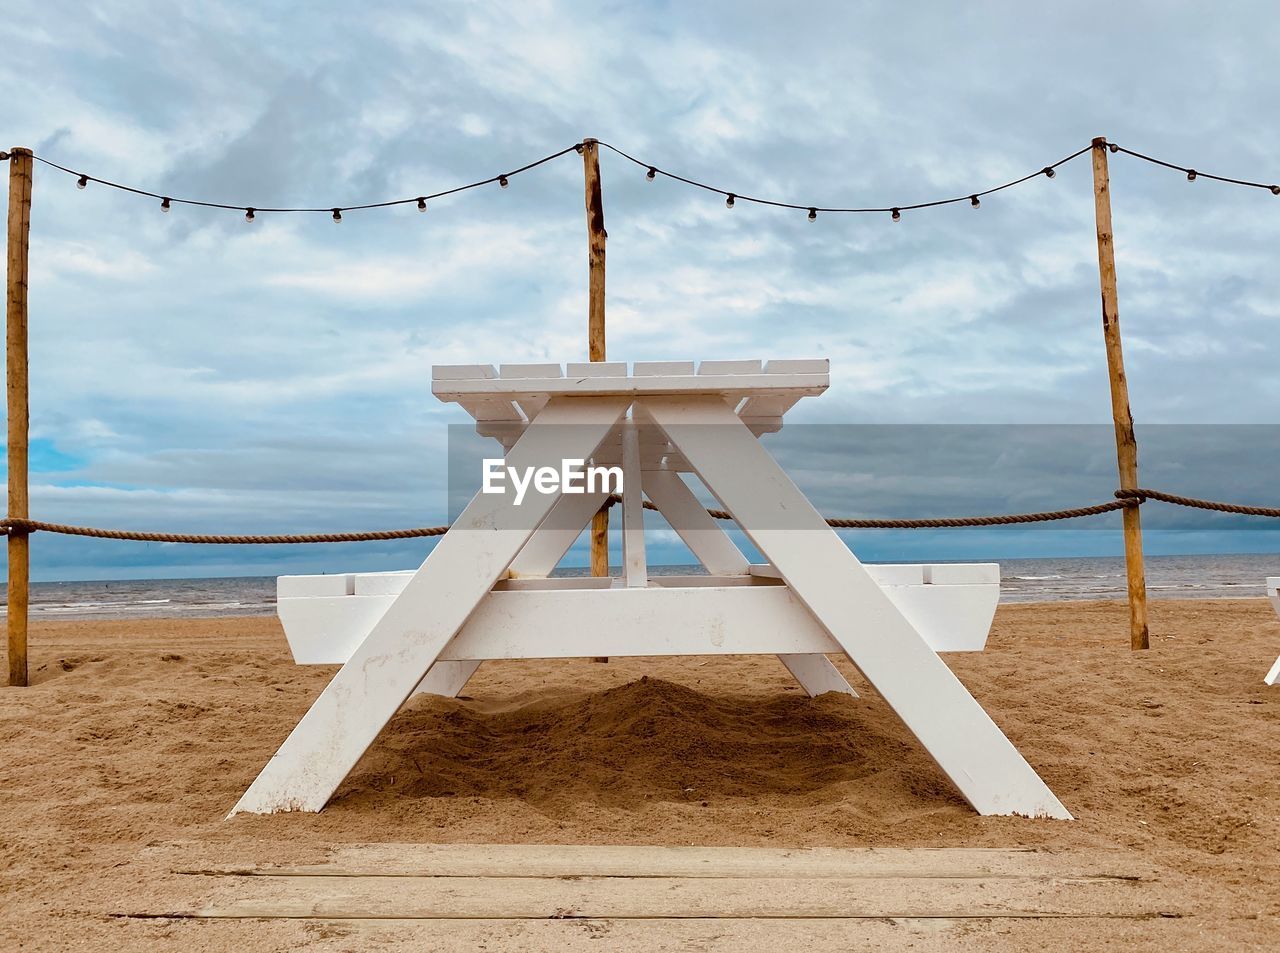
[4,553,1277,621]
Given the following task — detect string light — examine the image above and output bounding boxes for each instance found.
[595,141,1091,218]
[1107,142,1279,195]
[25,143,581,219]
[22,139,1277,228]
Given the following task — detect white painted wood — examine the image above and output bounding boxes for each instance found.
[413,660,482,697]
[634,361,696,376]
[431,364,497,380]
[636,395,1069,820]
[434,361,828,405]
[764,359,830,375]
[277,582,998,665]
[508,490,611,578]
[497,367,554,423]
[699,359,763,375]
[277,574,353,598]
[777,654,857,698]
[1266,578,1279,685]
[566,361,627,377]
[233,396,630,815]
[495,577,614,591]
[351,570,415,596]
[499,363,562,378]
[621,421,647,588]
[435,374,828,402]
[642,470,749,576]
[460,397,523,423]
[1264,656,1280,687]
[926,563,1001,585]
[757,563,1000,590]
[637,471,854,697]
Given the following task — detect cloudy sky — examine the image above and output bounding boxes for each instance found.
[2,1,1277,580]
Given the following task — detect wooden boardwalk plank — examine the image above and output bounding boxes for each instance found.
[166,874,1166,920]
[162,844,1152,882]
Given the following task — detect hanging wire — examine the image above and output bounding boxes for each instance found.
[13,138,1279,222]
[1108,143,1280,195]
[595,140,1092,213]
[25,143,584,216]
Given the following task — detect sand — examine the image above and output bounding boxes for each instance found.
[2,598,1279,950]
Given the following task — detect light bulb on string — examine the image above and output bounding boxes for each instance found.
[1042,167,1055,179]
[160,197,171,212]
[725,193,735,208]
[244,208,255,222]
[1108,142,1119,153]
[417,197,427,212]
[646,166,657,180]
[1271,185,1280,195]
[807,207,817,221]
[332,208,342,223]
[970,195,980,209]
[891,208,901,222]
[76,174,88,189]
[1186,169,1197,181]
[498,175,509,188]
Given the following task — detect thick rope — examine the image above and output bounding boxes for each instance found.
[0,518,449,544]
[1116,488,1280,518]
[2,488,1274,545]
[611,494,1133,527]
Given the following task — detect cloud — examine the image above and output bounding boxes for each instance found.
[1,0,1277,580]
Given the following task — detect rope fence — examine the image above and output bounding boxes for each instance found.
[2,488,1274,544]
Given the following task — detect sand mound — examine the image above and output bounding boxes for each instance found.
[338,676,960,811]
[4,600,1280,950]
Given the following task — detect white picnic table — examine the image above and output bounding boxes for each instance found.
[231,359,1070,819]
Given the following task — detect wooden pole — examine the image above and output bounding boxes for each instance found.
[1091,137,1150,651]
[582,139,609,581]
[6,147,33,685]
[582,139,610,662]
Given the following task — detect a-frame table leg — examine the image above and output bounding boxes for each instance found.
[638,396,1071,819]
[230,396,630,816]
[643,469,857,698]
[413,488,612,698]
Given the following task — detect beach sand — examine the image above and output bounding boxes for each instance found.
[2,598,1278,950]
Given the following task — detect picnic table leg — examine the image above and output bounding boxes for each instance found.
[637,396,1070,819]
[412,489,612,698]
[231,396,630,816]
[643,468,857,698]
